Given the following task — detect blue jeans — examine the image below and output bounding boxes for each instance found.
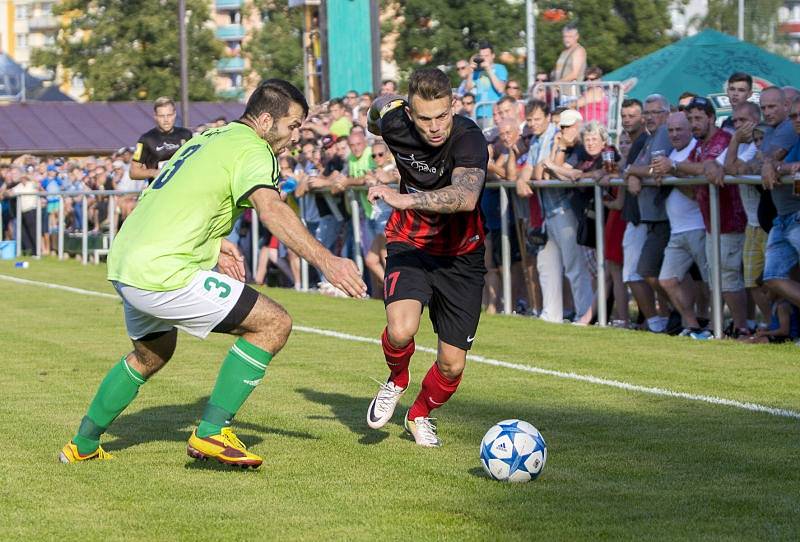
[763,211,800,281]
[316,215,344,253]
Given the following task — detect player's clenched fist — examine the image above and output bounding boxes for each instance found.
[321,254,368,298]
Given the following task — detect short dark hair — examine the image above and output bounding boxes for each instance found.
[525,99,549,116]
[407,68,452,103]
[563,23,578,33]
[678,91,698,101]
[685,96,716,117]
[621,98,642,111]
[728,72,753,90]
[382,79,397,89]
[478,41,493,52]
[243,79,309,121]
[586,66,603,79]
[462,92,475,101]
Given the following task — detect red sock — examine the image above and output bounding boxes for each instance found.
[382,327,413,389]
[408,362,462,420]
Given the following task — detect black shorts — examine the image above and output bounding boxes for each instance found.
[384,242,486,350]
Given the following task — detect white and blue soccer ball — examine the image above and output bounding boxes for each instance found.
[480,419,547,483]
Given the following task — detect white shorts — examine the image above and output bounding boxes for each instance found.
[622,222,648,283]
[112,270,249,340]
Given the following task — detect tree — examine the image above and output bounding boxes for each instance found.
[245,1,304,91]
[699,0,786,52]
[391,0,527,87]
[535,0,673,78]
[33,0,221,101]
[390,0,674,88]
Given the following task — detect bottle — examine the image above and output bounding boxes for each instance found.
[14,261,29,269]
[281,177,298,193]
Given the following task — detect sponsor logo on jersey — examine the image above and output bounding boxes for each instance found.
[155,142,181,153]
[396,153,438,175]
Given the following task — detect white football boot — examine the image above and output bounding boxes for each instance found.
[366,378,406,429]
[404,412,442,447]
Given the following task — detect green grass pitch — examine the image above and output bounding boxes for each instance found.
[0,259,798,541]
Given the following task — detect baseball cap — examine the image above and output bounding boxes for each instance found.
[559,109,583,127]
[112,160,125,169]
[685,96,715,116]
[321,135,336,149]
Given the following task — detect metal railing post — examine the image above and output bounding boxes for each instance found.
[251,212,259,281]
[709,183,723,339]
[35,198,42,258]
[594,183,607,327]
[57,196,64,259]
[15,196,21,258]
[500,186,512,315]
[81,196,88,265]
[348,190,364,274]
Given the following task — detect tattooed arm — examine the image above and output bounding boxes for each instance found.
[367,167,485,214]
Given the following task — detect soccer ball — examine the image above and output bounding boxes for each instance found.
[480,419,547,482]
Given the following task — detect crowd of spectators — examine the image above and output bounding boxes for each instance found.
[3,25,800,344]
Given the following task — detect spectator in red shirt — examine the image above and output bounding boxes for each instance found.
[667,96,748,336]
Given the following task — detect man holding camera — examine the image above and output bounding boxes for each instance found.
[464,41,508,129]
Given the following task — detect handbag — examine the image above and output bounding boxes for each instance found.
[527,223,548,247]
[576,206,596,248]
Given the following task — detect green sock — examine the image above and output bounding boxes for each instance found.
[196,338,272,438]
[73,356,146,454]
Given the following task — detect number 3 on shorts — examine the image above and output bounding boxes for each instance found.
[204,276,231,299]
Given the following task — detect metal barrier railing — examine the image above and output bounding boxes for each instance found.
[473,81,624,144]
[3,175,769,339]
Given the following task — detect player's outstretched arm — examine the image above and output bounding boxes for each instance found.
[249,188,367,298]
[368,166,484,214]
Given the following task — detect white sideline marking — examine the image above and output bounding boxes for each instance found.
[2,273,799,421]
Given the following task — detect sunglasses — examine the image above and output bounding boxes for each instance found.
[372,152,385,158]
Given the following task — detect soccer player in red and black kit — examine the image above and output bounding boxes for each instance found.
[365,68,488,447]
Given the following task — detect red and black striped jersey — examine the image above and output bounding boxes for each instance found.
[378,99,488,256]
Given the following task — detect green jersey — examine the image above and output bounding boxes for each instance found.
[107,122,279,291]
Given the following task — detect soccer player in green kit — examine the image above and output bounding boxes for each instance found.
[59,79,367,468]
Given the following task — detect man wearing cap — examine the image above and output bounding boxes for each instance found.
[130,97,193,183]
[533,108,594,323]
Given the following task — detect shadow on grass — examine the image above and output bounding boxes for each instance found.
[103,396,318,453]
[296,387,390,445]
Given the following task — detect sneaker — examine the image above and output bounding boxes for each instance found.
[58,441,113,463]
[404,411,441,447]
[367,378,406,429]
[689,329,713,340]
[187,428,262,468]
